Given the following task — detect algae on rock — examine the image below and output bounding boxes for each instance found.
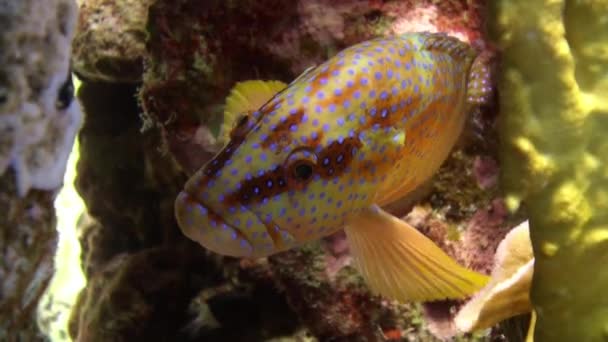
[72,0,155,83]
[491,0,608,340]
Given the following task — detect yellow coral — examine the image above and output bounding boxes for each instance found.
[491,0,608,340]
[455,221,534,333]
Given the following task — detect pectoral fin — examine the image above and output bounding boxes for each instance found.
[344,205,489,302]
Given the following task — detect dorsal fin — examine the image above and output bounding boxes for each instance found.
[422,33,477,61]
[219,80,287,146]
[422,33,493,106]
[466,51,494,105]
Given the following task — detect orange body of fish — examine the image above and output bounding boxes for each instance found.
[175,32,493,302]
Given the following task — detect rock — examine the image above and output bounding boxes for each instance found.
[0,0,80,340]
[72,0,154,83]
[70,77,303,341]
[140,0,489,176]
[493,0,608,339]
[0,1,82,197]
[69,244,213,342]
[268,245,419,341]
[0,178,58,341]
[74,79,187,277]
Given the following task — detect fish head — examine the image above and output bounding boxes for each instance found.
[175,77,380,258]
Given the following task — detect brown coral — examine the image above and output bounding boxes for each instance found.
[73,0,155,82]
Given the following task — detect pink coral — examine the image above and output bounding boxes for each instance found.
[321,231,352,280]
[461,198,510,274]
[385,0,485,43]
[473,156,499,190]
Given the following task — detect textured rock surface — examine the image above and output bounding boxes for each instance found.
[67,0,524,341]
[0,1,81,196]
[492,0,608,340]
[140,0,489,174]
[0,0,80,340]
[69,80,304,341]
[268,244,439,341]
[0,178,58,341]
[70,244,213,341]
[72,0,154,83]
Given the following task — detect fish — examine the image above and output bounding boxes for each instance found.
[175,32,493,302]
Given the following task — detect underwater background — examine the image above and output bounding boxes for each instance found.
[0,0,606,341]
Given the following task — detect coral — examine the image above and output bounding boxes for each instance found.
[66,0,518,341]
[139,0,502,340]
[72,0,154,83]
[491,0,608,340]
[140,0,488,175]
[397,139,513,339]
[69,78,303,341]
[0,0,80,340]
[0,0,82,197]
[70,244,213,342]
[455,221,533,333]
[74,81,184,256]
[473,156,499,190]
[401,200,512,339]
[460,199,511,275]
[0,177,58,341]
[185,259,301,341]
[68,79,196,339]
[268,243,440,341]
[71,228,303,341]
[384,0,486,44]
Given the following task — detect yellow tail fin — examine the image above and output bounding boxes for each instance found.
[345,206,489,302]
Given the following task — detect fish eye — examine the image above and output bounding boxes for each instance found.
[284,147,318,185]
[293,161,314,181]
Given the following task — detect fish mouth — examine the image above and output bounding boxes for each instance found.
[175,190,298,258]
[174,190,255,257]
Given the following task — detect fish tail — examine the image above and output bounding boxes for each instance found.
[466,50,495,105]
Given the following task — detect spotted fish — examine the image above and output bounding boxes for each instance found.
[175,32,493,302]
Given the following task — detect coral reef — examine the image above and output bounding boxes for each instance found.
[68,78,304,341]
[70,244,215,341]
[491,0,608,340]
[0,0,80,340]
[139,0,489,174]
[72,0,155,83]
[0,1,81,197]
[64,0,525,341]
[269,243,453,341]
[456,221,533,333]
